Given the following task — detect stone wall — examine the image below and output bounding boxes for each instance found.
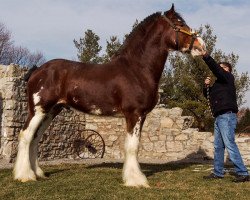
[0,64,28,160]
[86,107,250,164]
[0,64,250,165]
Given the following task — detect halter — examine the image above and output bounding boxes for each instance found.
[162,15,198,51]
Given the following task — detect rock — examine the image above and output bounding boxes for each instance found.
[160,117,174,128]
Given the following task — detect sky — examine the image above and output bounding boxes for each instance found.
[0,0,249,107]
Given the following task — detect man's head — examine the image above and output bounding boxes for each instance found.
[219,62,232,72]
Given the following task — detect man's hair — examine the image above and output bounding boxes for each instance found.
[219,62,232,72]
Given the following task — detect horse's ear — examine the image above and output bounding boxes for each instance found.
[170,3,175,12]
[165,3,175,16]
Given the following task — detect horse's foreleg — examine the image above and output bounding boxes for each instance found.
[13,106,46,182]
[123,116,149,187]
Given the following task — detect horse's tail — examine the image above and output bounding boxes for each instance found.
[24,65,38,82]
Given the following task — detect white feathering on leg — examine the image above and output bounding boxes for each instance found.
[123,117,149,187]
[13,106,45,182]
[30,113,53,178]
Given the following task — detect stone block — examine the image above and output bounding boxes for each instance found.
[170,129,181,136]
[175,133,189,141]
[166,141,183,152]
[161,117,174,128]
[159,134,167,141]
[1,140,13,158]
[149,136,158,142]
[154,141,167,153]
[85,124,98,130]
[169,107,183,117]
[142,142,153,151]
[108,135,118,142]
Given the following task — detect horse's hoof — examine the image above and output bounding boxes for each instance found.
[13,171,37,182]
[124,181,150,188]
[124,183,150,188]
[20,178,37,183]
[35,168,47,179]
[14,176,37,183]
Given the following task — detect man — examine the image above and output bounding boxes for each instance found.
[202,51,249,183]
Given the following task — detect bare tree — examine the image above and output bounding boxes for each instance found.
[0,22,46,67]
[26,51,46,66]
[0,22,13,63]
[6,46,29,65]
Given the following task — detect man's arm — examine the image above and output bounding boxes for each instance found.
[202,53,229,82]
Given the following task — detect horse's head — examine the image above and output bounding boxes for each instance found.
[163,4,206,56]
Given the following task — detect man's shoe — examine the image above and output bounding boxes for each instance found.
[232,175,249,183]
[203,173,223,180]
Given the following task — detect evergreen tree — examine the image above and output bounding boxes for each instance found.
[73,29,102,64]
[123,19,139,41]
[237,108,250,133]
[73,20,139,64]
[102,36,122,63]
[160,24,250,131]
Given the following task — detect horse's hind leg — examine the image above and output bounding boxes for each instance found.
[13,106,46,182]
[123,114,149,187]
[29,105,62,179]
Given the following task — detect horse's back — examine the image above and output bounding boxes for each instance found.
[26,59,124,112]
[38,59,87,72]
[28,59,89,85]
[26,59,85,104]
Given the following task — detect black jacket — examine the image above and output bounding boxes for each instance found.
[203,55,238,117]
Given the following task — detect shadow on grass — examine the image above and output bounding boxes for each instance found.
[86,162,207,178]
[86,148,213,177]
[44,168,71,177]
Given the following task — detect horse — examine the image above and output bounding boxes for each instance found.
[13,4,206,187]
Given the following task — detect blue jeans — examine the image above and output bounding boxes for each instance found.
[213,112,249,177]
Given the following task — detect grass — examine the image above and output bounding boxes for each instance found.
[0,162,249,200]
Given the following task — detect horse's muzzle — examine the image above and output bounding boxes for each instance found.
[190,37,206,56]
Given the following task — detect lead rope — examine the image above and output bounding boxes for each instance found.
[206,86,214,118]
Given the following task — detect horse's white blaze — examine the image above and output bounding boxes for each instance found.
[33,92,41,105]
[191,37,206,56]
[123,117,149,187]
[13,106,45,182]
[197,37,206,49]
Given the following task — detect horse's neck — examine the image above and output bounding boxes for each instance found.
[141,50,168,83]
[121,26,169,83]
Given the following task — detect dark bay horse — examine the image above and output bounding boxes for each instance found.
[14,5,206,187]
